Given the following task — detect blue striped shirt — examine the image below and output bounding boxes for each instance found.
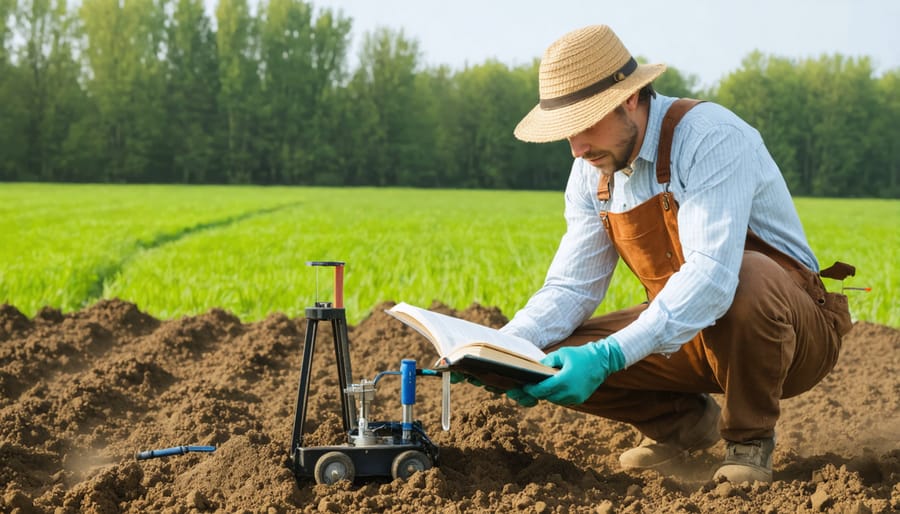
[500,94,818,367]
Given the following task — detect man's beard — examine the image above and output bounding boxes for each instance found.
[586,107,638,174]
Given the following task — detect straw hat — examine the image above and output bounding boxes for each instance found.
[514,25,667,143]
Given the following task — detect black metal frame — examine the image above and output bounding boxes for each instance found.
[289,303,355,453]
[288,303,439,481]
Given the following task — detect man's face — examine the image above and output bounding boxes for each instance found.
[567,106,638,176]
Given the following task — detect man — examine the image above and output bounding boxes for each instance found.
[496,25,854,483]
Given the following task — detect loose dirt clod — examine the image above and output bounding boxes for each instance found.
[0,299,897,513]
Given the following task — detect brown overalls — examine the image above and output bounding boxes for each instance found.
[545,99,854,443]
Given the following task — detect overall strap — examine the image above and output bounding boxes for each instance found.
[597,98,704,201]
[656,98,704,185]
[597,172,612,201]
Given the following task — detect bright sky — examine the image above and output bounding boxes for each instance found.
[308,0,900,88]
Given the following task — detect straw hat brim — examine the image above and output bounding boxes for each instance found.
[514,63,667,143]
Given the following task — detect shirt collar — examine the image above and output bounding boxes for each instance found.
[635,94,676,166]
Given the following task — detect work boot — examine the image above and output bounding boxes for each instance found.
[619,394,721,470]
[713,437,775,483]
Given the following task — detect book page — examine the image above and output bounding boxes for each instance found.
[386,302,546,362]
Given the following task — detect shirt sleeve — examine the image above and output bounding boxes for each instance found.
[612,122,761,366]
[500,160,619,349]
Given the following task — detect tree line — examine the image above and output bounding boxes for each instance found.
[1,0,897,197]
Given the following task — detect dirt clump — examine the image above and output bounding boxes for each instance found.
[0,299,897,513]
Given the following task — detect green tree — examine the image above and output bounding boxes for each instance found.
[258,0,311,183]
[0,0,27,179]
[165,0,220,183]
[446,60,534,188]
[5,0,86,181]
[13,0,55,179]
[802,55,878,197]
[0,0,10,63]
[216,0,260,183]
[345,27,422,186]
[409,64,455,187]
[257,0,349,184]
[714,52,806,192]
[872,70,900,197]
[79,0,168,182]
[299,6,351,184]
[715,52,891,197]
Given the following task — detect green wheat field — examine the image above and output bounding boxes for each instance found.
[2,183,897,327]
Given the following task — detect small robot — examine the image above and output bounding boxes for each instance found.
[288,262,445,485]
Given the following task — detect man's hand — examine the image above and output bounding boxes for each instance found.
[523,338,626,405]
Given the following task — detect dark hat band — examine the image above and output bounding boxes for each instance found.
[539,57,638,111]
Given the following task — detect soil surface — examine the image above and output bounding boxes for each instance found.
[1,299,898,513]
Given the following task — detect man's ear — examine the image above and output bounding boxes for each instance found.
[623,92,640,111]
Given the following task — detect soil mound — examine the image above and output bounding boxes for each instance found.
[1,299,897,513]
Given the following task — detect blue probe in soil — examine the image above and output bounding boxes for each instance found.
[134,445,216,460]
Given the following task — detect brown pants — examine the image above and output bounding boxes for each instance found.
[547,251,847,442]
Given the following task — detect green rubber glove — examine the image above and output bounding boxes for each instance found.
[505,387,538,407]
[523,338,626,406]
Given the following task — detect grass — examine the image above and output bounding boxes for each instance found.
[795,197,899,325]
[1,184,895,327]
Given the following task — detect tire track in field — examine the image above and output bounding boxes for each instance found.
[83,203,301,306]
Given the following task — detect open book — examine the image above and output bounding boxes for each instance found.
[385,302,557,390]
